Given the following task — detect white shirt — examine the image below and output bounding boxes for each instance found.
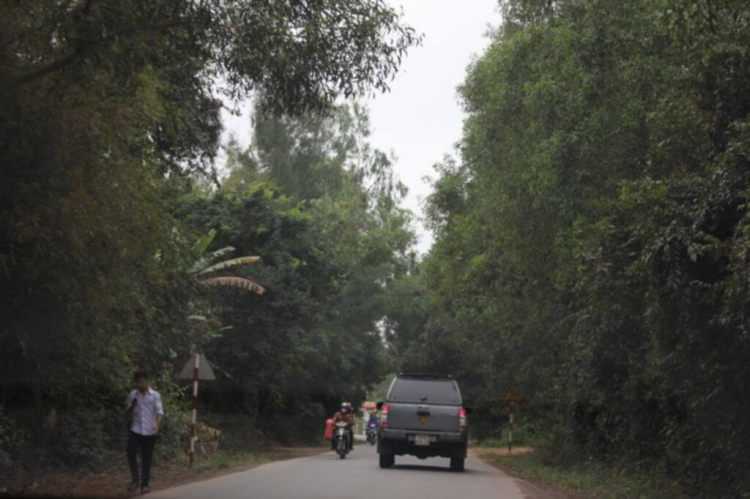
[126,388,164,436]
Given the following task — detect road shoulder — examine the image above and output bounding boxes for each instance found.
[14,447,328,498]
[470,448,584,499]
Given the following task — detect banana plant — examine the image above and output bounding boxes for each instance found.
[190,229,265,295]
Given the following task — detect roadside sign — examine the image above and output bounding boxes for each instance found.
[499,390,526,452]
[179,353,216,380]
[500,390,526,405]
[179,353,216,468]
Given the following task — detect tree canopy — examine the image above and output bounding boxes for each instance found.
[388,0,750,496]
[3,1,750,496]
[0,0,417,469]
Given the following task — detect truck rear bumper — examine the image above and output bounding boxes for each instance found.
[378,429,467,458]
[380,428,465,443]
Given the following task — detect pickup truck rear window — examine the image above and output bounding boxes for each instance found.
[389,379,460,405]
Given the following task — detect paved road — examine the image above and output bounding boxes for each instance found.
[151,444,526,499]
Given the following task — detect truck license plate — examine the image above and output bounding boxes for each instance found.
[415,434,430,446]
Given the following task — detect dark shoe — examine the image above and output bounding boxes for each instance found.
[141,486,151,495]
[128,482,139,492]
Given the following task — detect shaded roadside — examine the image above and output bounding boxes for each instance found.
[473,447,687,499]
[470,448,582,499]
[2,446,327,498]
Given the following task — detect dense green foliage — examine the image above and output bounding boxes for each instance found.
[181,107,415,442]
[3,0,749,496]
[389,0,750,496]
[0,0,416,471]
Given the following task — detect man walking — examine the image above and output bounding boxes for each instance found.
[125,371,164,495]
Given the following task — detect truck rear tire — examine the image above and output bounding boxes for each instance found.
[450,457,465,472]
[379,453,395,469]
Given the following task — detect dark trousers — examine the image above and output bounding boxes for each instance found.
[127,431,157,487]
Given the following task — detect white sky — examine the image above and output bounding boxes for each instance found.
[366,0,500,253]
[222,0,501,255]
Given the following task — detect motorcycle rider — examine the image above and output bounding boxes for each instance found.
[367,410,379,428]
[366,410,379,443]
[331,402,355,451]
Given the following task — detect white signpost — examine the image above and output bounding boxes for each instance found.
[179,353,215,467]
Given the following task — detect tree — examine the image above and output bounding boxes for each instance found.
[393,0,750,495]
[1,0,420,113]
[0,0,419,469]
[182,102,416,442]
[190,229,265,295]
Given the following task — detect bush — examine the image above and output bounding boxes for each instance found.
[200,412,271,453]
[259,401,326,446]
[54,408,113,468]
[42,380,191,469]
[534,424,581,468]
[153,382,191,462]
[476,420,544,449]
[0,406,20,469]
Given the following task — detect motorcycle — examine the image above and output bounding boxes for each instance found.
[366,421,378,445]
[334,422,351,459]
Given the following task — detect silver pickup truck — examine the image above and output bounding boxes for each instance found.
[377,373,471,471]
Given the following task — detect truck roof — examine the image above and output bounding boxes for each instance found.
[387,375,462,405]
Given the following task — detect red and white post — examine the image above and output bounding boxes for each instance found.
[189,353,200,468]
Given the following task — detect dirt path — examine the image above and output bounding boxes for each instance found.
[3,447,327,498]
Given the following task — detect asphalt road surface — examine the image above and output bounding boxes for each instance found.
[151,444,527,499]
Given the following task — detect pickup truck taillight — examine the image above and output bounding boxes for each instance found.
[381,404,389,427]
[459,408,467,430]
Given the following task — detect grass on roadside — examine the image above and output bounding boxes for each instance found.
[479,450,686,499]
[169,450,268,474]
